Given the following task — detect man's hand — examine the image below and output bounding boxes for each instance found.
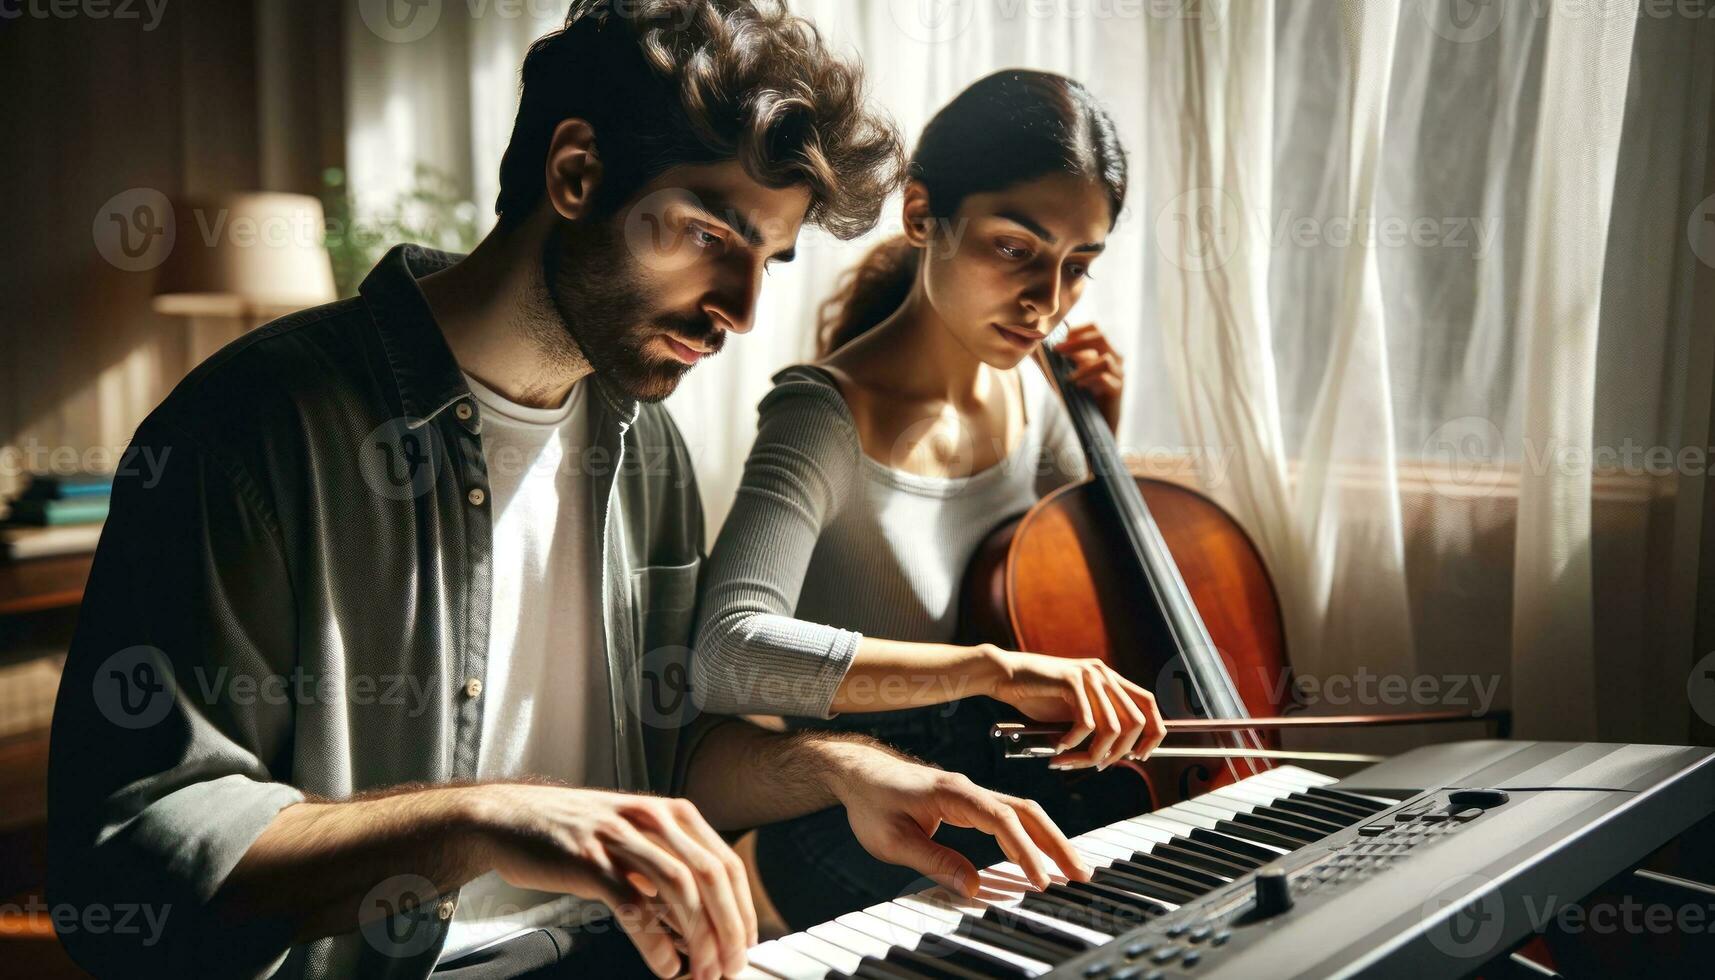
[474,785,755,980]
[815,739,1095,898]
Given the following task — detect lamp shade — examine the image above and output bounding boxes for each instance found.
[152,192,337,318]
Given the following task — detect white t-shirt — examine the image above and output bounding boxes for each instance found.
[439,372,616,965]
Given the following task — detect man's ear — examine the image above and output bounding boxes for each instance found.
[544,118,604,222]
[900,180,937,250]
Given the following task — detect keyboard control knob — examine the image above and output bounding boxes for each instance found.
[1448,788,1510,808]
[1253,866,1295,918]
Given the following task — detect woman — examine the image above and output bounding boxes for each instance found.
[691,69,1164,927]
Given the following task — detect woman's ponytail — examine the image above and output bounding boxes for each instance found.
[815,234,920,357]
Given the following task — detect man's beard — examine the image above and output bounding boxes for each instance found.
[540,213,724,403]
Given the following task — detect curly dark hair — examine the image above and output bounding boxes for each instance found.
[495,0,904,240]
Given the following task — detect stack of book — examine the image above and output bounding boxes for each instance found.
[1,472,112,560]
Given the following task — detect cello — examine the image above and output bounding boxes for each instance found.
[957,336,1297,807]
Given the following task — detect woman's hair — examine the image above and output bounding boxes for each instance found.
[816,69,1128,357]
[496,0,904,240]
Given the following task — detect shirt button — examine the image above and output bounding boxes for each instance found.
[455,402,473,421]
[467,487,485,507]
[436,898,456,920]
[464,677,483,698]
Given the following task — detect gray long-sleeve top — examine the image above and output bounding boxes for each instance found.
[691,363,1089,718]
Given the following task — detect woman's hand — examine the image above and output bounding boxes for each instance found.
[982,646,1166,769]
[1056,322,1124,432]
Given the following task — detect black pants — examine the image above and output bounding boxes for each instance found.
[431,925,657,979]
[754,697,1148,930]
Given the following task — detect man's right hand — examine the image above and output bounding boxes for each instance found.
[473,785,756,980]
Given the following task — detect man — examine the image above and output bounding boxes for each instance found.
[46,2,1092,978]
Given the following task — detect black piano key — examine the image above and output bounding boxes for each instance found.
[1304,785,1391,813]
[917,933,1035,980]
[1019,891,1129,934]
[885,944,992,980]
[1189,826,1283,862]
[1269,795,1363,827]
[956,913,1077,964]
[1286,790,1375,822]
[1232,810,1323,844]
[1045,883,1151,924]
[1096,866,1206,906]
[1168,834,1269,870]
[854,958,931,980]
[1150,841,1249,878]
[1215,817,1304,851]
[1247,805,1343,840]
[1063,879,1168,918]
[1111,854,1222,894]
[982,906,1096,953]
[980,906,1097,954]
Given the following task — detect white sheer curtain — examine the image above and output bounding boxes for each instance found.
[343,0,1715,744]
[1155,0,1713,746]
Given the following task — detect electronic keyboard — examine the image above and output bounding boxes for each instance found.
[740,740,1715,979]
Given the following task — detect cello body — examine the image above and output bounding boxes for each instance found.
[958,467,1296,805]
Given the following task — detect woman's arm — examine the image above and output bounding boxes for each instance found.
[693,369,1162,767]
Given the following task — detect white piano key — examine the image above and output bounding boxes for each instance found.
[748,939,836,980]
[806,920,894,960]
[779,932,864,975]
